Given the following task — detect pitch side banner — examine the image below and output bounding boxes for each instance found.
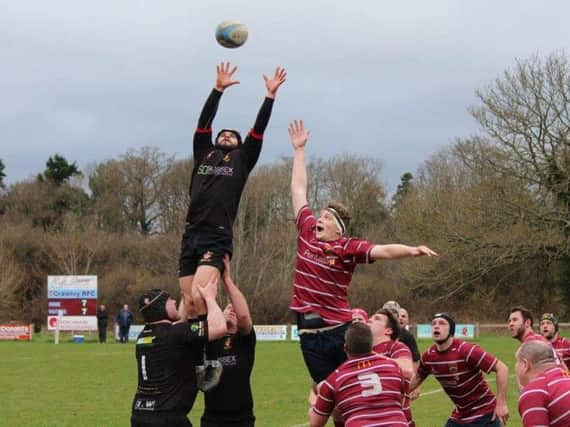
[417,324,476,339]
[0,323,33,341]
[47,275,97,331]
[253,325,288,341]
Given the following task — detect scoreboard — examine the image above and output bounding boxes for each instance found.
[47,276,98,331]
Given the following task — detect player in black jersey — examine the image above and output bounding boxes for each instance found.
[201,256,256,427]
[131,279,227,427]
[178,62,286,389]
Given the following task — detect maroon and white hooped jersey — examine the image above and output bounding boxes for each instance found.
[518,366,570,427]
[551,335,570,368]
[373,340,415,426]
[289,205,375,325]
[522,332,567,368]
[314,353,407,426]
[418,339,498,424]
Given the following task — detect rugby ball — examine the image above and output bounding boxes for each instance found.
[215,20,248,49]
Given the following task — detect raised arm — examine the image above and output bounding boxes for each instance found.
[251,67,286,135]
[222,255,252,335]
[197,276,227,341]
[491,360,509,425]
[197,62,239,129]
[289,120,310,218]
[241,67,287,170]
[369,244,438,261]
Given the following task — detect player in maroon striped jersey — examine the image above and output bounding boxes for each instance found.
[288,119,438,385]
[310,322,408,427]
[539,312,570,367]
[369,308,416,426]
[516,340,570,427]
[351,308,369,324]
[411,313,509,427]
[508,306,567,373]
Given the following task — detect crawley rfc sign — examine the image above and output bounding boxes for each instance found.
[47,275,98,331]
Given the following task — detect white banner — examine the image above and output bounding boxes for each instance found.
[47,275,97,298]
[0,323,33,340]
[47,315,97,331]
[253,324,288,341]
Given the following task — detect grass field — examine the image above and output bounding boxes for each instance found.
[1,334,527,427]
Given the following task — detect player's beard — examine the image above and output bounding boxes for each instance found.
[514,324,526,341]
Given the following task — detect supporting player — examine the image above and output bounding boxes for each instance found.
[201,256,256,427]
[369,308,415,426]
[178,62,286,389]
[516,340,570,426]
[411,313,509,427]
[288,119,438,387]
[131,280,227,427]
[310,323,407,427]
[539,312,570,367]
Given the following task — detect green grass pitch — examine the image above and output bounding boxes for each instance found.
[1,334,525,426]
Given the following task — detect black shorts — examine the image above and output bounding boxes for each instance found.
[131,413,192,427]
[178,224,233,277]
[297,313,349,383]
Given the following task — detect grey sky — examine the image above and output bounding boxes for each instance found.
[2,0,569,191]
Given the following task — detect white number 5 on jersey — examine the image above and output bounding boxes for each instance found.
[357,373,382,397]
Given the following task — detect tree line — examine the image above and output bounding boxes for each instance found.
[1,52,569,328]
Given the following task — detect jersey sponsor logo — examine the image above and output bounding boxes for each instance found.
[190,321,205,336]
[219,355,238,366]
[303,248,337,267]
[134,399,156,411]
[357,360,372,370]
[197,164,234,177]
[136,336,155,345]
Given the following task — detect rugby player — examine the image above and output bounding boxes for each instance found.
[516,340,570,427]
[539,312,570,367]
[201,256,256,427]
[178,62,285,388]
[411,313,509,427]
[369,308,416,426]
[310,323,407,427]
[131,279,226,427]
[288,119,438,385]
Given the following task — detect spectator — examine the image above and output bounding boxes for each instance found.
[97,304,108,343]
[117,304,134,343]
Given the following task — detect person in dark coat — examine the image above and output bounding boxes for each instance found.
[97,304,109,343]
[117,304,134,343]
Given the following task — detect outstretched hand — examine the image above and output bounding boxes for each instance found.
[414,245,439,257]
[215,61,240,91]
[288,120,309,150]
[264,66,287,98]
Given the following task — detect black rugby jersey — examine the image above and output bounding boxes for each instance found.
[131,320,207,416]
[185,89,274,236]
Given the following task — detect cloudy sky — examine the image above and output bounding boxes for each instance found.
[2,0,569,190]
